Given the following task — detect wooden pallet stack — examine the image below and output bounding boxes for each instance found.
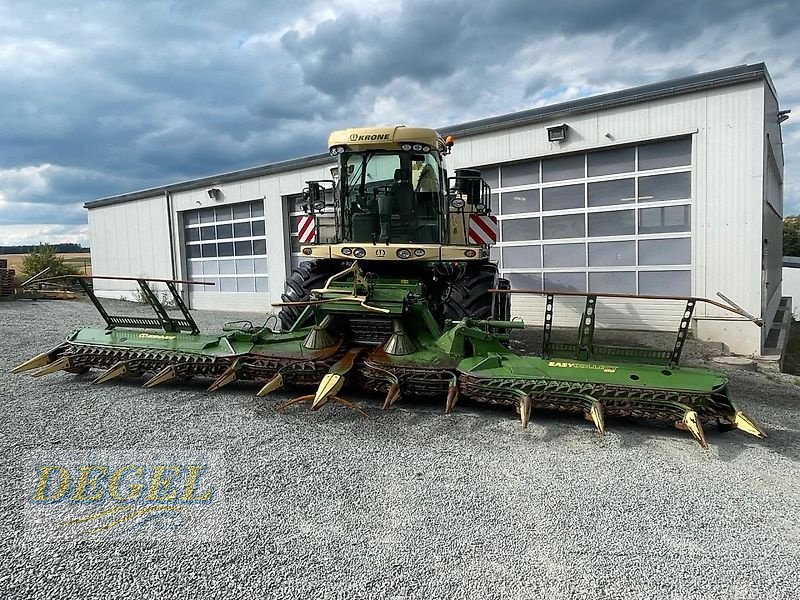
[0,258,15,298]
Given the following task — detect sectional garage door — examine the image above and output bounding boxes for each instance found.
[482,137,693,330]
[183,200,269,305]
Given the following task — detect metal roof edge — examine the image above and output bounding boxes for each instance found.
[439,63,768,137]
[84,152,333,209]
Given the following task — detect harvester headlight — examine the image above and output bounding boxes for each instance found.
[401,143,412,151]
[341,247,353,256]
[329,146,346,155]
[412,144,422,151]
[353,247,367,258]
[396,248,412,259]
[413,248,425,257]
[464,249,477,258]
[450,198,466,209]
[422,145,431,152]
[476,203,486,211]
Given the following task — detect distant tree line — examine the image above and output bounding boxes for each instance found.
[785,216,800,257]
[0,243,88,254]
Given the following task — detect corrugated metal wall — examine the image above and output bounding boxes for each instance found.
[87,195,173,298]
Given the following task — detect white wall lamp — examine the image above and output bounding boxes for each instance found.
[547,124,569,142]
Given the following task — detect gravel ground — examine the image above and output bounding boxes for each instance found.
[1,298,799,599]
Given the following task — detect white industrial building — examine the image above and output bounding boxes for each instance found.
[86,63,788,358]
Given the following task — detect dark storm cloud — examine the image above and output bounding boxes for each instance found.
[281,0,774,98]
[0,1,314,164]
[0,0,798,243]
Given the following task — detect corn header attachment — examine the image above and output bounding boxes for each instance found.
[13,269,766,449]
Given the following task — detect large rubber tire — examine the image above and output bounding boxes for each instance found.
[277,260,338,331]
[442,263,504,322]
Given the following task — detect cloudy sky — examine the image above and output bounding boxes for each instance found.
[1,0,798,246]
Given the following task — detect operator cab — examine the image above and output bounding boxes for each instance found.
[344,150,444,244]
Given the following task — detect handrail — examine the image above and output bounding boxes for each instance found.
[36,274,214,286]
[488,288,763,326]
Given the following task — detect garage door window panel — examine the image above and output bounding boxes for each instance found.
[588,210,635,237]
[589,271,636,294]
[502,189,540,214]
[544,272,586,293]
[237,277,256,293]
[542,214,584,239]
[233,222,251,238]
[199,208,215,224]
[638,238,691,265]
[587,179,635,207]
[506,272,542,291]
[543,243,586,268]
[501,160,539,187]
[502,245,542,269]
[639,206,691,234]
[542,184,584,211]
[251,220,266,236]
[638,172,691,202]
[233,204,251,220]
[215,206,232,221]
[502,217,540,242]
[235,241,253,256]
[217,242,234,257]
[588,147,635,177]
[588,241,635,266]
[236,259,255,275]
[542,154,584,183]
[202,261,219,275]
[638,138,691,170]
[639,270,691,295]
[216,224,233,240]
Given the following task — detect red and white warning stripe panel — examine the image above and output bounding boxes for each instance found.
[297,215,316,243]
[468,214,498,245]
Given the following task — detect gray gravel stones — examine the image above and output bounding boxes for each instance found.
[1,298,799,599]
